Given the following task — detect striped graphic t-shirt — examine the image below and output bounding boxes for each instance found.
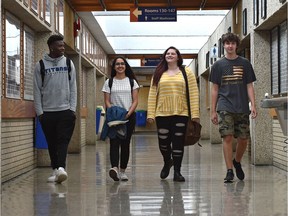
[102,77,139,111]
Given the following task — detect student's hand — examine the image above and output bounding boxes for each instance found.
[211,111,218,125]
[125,113,130,119]
[147,118,154,124]
[38,114,43,123]
[250,106,257,119]
[192,118,200,123]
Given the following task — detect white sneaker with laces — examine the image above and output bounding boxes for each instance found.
[55,167,68,183]
[47,169,57,182]
[109,168,120,181]
[119,172,128,181]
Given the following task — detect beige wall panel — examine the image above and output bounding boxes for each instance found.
[1,119,36,183]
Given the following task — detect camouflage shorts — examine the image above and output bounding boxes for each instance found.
[217,111,250,139]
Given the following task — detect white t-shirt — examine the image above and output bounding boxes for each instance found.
[102,77,139,111]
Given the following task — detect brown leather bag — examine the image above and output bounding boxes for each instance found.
[184,119,202,146]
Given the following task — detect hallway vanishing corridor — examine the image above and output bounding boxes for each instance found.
[1,132,287,216]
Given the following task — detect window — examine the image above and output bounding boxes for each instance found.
[81,70,87,108]
[31,0,39,15]
[54,2,58,31]
[253,0,259,26]
[205,51,210,68]
[271,21,288,95]
[23,26,35,100]
[271,28,279,95]
[5,13,21,99]
[261,0,267,19]
[279,21,287,94]
[218,38,224,57]
[55,0,64,34]
[3,12,36,100]
[44,0,51,25]
[243,9,247,36]
[23,0,29,7]
[58,0,64,35]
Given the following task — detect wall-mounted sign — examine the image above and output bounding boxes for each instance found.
[130,7,177,22]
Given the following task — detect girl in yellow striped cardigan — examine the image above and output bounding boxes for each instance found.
[147,46,200,182]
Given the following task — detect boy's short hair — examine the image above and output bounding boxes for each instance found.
[47,34,64,47]
[221,32,240,47]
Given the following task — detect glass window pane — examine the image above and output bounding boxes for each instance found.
[31,0,38,14]
[279,21,287,94]
[45,0,51,24]
[24,26,35,100]
[5,13,21,99]
[59,0,64,35]
[271,27,279,95]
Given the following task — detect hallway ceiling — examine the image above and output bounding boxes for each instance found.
[68,0,239,12]
[68,0,239,65]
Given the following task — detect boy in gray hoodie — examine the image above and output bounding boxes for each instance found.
[33,34,77,183]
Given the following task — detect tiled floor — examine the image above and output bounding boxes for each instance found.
[1,133,287,216]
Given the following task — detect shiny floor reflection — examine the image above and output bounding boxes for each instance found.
[1,133,287,216]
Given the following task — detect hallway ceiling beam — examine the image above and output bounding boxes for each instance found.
[68,0,239,12]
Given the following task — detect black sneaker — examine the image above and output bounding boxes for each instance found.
[233,159,245,180]
[224,169,234,182]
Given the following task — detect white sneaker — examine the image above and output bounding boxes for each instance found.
[47,169,57,182]
[119,172,128,181]
[109,168,119,181]
[55,167,68,183]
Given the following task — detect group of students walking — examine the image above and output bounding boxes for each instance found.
[33,32,257,184]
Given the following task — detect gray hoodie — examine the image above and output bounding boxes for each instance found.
[33,54,77,116]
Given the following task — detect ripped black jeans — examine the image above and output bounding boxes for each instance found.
[155,115,188,172]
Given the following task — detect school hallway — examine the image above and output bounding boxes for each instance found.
[1,132,287,216]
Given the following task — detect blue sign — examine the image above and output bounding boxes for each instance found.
[144,58,161,66]
[131,7,177,22]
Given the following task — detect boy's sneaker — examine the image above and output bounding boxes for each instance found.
[109,168,120,181]
[233,159,245,180]
[224,169,234,182]
[55,167,68,183]
[119,172,128,181]
[47,169,58,182]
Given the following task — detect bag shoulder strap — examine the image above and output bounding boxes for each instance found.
[66,58,71,80]
[109,78,134,92]
[39,59,45,87]
[180,66,191,118]
[129,78,134,90]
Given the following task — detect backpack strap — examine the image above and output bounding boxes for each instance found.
[66,58,71,80]
[108,78,134,92]
[129,78,134,91]
[180,66,191,118]
[108,78,113,89]
[39,59,45,87]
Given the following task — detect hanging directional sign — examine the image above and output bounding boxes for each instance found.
[130,7,177,22]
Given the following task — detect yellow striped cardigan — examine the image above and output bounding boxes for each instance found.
[147,67,199,119]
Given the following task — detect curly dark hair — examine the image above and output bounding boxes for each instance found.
[110,56,138,83]
[152,46,183,86]
[47,34,64,47]
[221,32,240,47]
